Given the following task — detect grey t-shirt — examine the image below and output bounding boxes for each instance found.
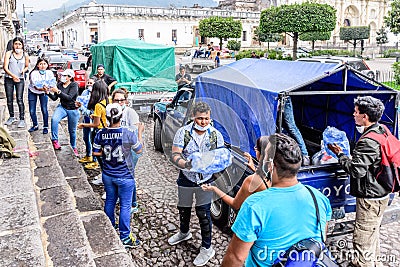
[121,106,139,127]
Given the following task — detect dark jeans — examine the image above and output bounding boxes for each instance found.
[91,128,103,168]
[177,172,213,249]
[5,77,25,120]
[28,90,49,128]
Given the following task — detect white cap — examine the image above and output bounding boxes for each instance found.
[106,103,123,118]
[60,69,75,78]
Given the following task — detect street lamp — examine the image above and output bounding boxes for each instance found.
[22,4,33,43]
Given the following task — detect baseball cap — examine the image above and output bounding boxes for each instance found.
[60,69,75,78]
[106,103,123,118]
[97,64,105,69]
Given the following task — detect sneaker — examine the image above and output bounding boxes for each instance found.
[4,117,16,125]
[131,205,139,214]
[52,140,61,150]
[114,223,119,231]
[91,175,103,185]
[121,233,140,249]
[101,192,106,200]
[85,162,99,170]
[17,120,26,128]
[28,125,39,132]
[42,127,48,134]
[193,246,215,266]
[79,156,93,163]
[168,231,192,245]
[73,148,79,157]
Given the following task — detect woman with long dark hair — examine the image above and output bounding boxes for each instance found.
[28,57,55,134]
[77,80,109,170]
[46,69,79,156]
[202,136,270,210]
[3,37,30,128]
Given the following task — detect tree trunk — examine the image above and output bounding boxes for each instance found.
[353,39,357,57]
[312,41,315,52]
[219,38,223,51]
[293,32,299,60]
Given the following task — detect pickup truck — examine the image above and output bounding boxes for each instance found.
[152,59,400,235]
[180,48,235,73]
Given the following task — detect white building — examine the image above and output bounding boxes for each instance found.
[50,1,260,49]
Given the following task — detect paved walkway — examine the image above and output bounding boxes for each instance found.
[0,82,134,266]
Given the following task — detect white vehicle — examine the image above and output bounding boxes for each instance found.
[47,43,61,52]
[180,48,235,73]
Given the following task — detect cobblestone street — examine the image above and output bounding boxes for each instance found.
[79,118,400,267]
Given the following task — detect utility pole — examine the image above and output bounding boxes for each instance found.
[22,4,33,43]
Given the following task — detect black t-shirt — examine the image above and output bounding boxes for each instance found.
[48,82,79,110]
[175,73,192,86]
[94,73,117,87]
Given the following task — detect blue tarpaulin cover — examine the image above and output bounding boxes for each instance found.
[195,59,398,156]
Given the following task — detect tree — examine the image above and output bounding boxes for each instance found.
[385,0,400,35]
[227,40,241,52]
[299,31,331,52]
[199,17,242,50]
[339,26,370,56]
[253,26,282,50]
[259,2,336,60]
[376,27,389,55]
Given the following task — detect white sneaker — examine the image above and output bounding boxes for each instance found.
[101,192,106,200]
[167,231,192,245]
[193,246,215,266]
[91,175,103,185]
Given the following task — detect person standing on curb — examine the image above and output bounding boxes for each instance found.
[328,96,390,267]
[92,103,143,249]
[214,52,221,68]
[3,37,30,128]
[27,57,54,134]
[168,101,224,266]
[46,69,79,156]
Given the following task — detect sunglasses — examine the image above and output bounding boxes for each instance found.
[113,99,126,103]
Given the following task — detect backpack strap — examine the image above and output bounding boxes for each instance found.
[305,185,324,242]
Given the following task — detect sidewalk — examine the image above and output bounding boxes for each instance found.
[0,81,135,266]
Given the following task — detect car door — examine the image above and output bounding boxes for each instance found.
[162,90,194,154]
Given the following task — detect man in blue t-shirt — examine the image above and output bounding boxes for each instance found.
[222,134,332,267]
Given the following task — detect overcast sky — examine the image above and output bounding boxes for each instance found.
[17,0,70,13]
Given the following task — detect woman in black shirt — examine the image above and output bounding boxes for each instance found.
[46,69,79,156]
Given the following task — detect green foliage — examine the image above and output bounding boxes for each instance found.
[385,0,400,34]
[253,27,283,43]
[376,28,389,45]
[392,62,400,85]
[259,3,336,35]
[199,16,242,39]
[383,49,400,58]
[227,40,241,51]
[339,26,370,41]
[382,81,400,90]
[235,49,292,61]
[309,49,356,57]
[300,32,331,41]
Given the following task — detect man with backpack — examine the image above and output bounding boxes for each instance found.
[328,96,391,267]
[222,134,332,266]
[167,101,224,266]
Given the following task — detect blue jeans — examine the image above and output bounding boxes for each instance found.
[51,104,80,148]
[28,90,49,128]
[82,116,92,157]
[4,77,25,120]
[282,97,308,156]
[177,172,213,249]
[102,173,135,239]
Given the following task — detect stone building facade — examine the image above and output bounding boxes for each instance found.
[0,0,17,55]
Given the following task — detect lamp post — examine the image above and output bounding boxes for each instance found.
[22,4,33,43]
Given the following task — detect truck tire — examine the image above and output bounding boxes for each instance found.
[202,66,208,73]
[211,172,232,230]
[153,118,163,152]
[366,71,375,79]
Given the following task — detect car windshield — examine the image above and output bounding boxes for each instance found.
[70,61,85,69]
[64,50,75,53]
[49,55,73,63]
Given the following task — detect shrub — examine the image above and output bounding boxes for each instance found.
[392,62,400,85]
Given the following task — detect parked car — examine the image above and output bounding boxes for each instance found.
[81,43,94,57]
[61,49,78,60]
[56,60,88,92]
[297,56,375,79]
[152,59,400,232]
[40,51,61,60]
[48,55,73,76]
[47,43,61,52]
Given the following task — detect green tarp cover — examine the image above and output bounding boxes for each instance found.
[90,39,176,84]
[115,78,178,93]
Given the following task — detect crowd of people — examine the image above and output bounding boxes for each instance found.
[2,36,392,267]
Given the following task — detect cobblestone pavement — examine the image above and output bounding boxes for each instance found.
[77,117,400,267]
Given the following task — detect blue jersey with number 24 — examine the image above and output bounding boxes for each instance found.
[93,126,142,178]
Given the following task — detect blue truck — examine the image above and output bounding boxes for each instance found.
[152,59,400,235]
